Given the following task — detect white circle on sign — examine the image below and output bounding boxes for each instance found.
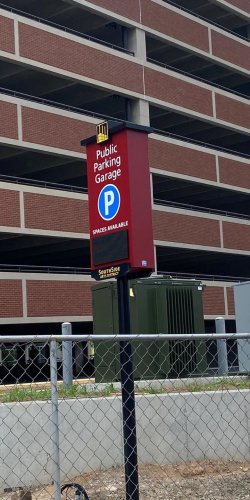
[98,184,121,221]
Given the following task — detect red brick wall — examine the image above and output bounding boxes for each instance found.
[212,31,250,71]
[219,157,250,190]
[223,221,250,251]
[216,95,250,129]
[141,0,209,52]
[19,24,143,94]
[85,0,141,21]
[24,193,89,233]
[27,281,92,317]
[0,15,15,53]
[0,101,18,139]
[149,139,217,181]
[0,276,235,319]
[0,280,23,317]
[153,211,221,247]
[22,107,94,153]
[203,286,225,316]
[227,287,235,316]
[145,68,213,116]
[0,189,20,227]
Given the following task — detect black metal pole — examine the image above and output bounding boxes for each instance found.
[117,275,139,500]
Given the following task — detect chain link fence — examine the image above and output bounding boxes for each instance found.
[0,332,250,499]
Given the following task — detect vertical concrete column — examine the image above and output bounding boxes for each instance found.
[125,27,150,126]
[126,27,147,60]
[215,317,229,376]
[127,99,150,126]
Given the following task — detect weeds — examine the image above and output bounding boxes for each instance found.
[0,378,249,403]
[0,383,115,403]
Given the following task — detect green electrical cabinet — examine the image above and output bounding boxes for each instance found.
[92,277,207,382]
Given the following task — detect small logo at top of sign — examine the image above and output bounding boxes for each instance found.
[96,121,108,144]
[98,184,120,221]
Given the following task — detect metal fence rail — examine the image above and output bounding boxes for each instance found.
[162,0,249,41]
[0,2,133,56]
[0,332,250,499]
[1,86,249,160]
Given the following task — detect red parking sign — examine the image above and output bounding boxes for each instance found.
[81,122,155,280]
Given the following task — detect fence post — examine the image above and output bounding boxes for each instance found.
[62,322,73,387]
[50,339,61,500]
[216,317,229,376]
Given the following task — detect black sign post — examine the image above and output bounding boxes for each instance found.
[117,274,139,500]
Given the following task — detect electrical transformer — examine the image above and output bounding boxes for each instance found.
[92,277,207,382]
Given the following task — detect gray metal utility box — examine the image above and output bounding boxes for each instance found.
[234,282,250,373]
[92,277,206,382]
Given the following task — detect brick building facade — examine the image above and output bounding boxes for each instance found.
[0,0,249,333]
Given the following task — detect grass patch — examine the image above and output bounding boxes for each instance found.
[185,378,250,393]
[0,386,51,403]
[136,377,250,395]
[0,383,115,403]
[1,378,250,403]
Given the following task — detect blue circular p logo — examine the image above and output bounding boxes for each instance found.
[98,184,120,221]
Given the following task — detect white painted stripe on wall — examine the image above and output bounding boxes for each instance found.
[219,220,224,248]
[150,168,250,195]
[224,286,229,316]
[0,316,93,324]
[212,91,216,117]
[0,272,93,281]
[149,133,250,164]
[144,26,250,76]
[202,280,236,287]
[22,278,27,318]
[153,203,250,225]
[210,0,250,18]
[19,190,25,228]
[215,155,220,182]
[0,181,88,200]
[154,239,250,256]
[0,136,85,159]
[204,315,235,319]
[14,17,19,55]
[144,59,250,103]
[208,27,213,54]
[17,103,22,141]
[0,226,90,239]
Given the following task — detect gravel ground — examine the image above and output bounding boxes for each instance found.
[5,460,248,499]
